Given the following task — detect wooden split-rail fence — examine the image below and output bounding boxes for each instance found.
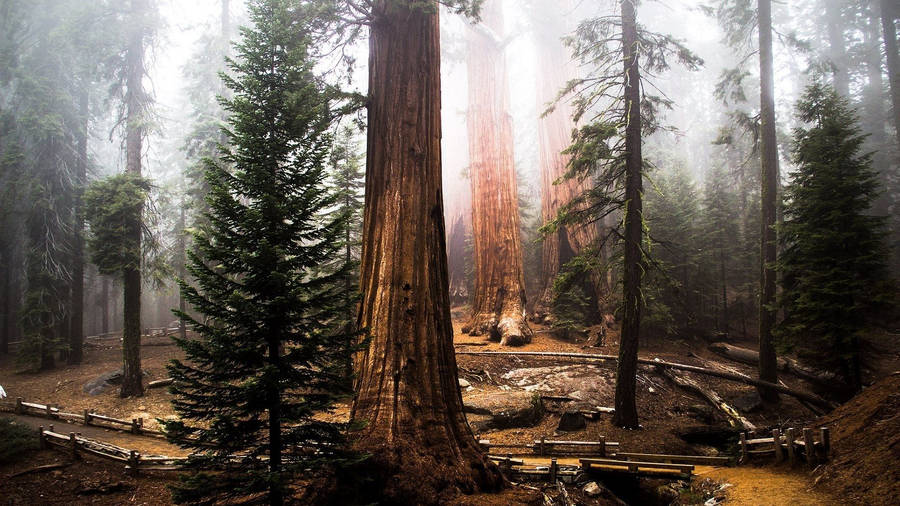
[13,397,165,437]
[37,425,185,473]
[739,427,830,467]
[7,327,180,349]
[478,437,620,457]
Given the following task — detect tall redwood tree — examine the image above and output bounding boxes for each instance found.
[532,0,606,320]
[462,0,532,346]
[350,0,502,502]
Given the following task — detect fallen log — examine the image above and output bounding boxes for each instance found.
[9,462,71,477]
[455,350,837,411]
[147,378,173,389]
[694,355,827,417]
[708,342,839,386]
[658,367,756,431]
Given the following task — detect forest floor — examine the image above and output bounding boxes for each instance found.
[1,312,897,504]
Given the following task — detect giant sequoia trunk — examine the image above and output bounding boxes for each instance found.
[463,0,532,346]
[757,0,780,403]
[613,0,643,430]
[120,0,147,398]
[350,1,502,502]
[533,1,606,320]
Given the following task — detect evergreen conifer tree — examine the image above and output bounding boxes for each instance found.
[777,82,890,393]
[163,1,360,503]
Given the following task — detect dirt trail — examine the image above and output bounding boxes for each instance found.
[696,465,837,505]
[4,413,189,457]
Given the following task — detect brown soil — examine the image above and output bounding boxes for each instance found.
[0,339,181,431]
[812,372,900,505]
[1,448,175,505]
[696,465,838,505]
[0,311,870,505]
[455,311,821,455]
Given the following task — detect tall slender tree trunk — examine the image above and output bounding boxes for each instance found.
[613,0,643,429]
[533,0,606,321]
[757,0,780,403]
[176,203,187,340]
[0,265,9,355]
[350,1,502,502]
[865,10,891,217]
[120,0,147,398]
[882,0,900,148]
[825,0,850,98]
[268,335,283,506]
[446,209,470,306]
[101,276,109,335]
[463,0,532,346]
[68,89,88,365]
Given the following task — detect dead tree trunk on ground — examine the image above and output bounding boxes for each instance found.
[350,1,503,502]
[455,350,837,410]
[658,367,757,431]
[463,0,532,346]
[709,342,839,387]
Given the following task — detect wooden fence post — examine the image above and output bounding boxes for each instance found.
[803,428,816,468]
[599,436,606,457]
[69,433,79,460]
[540,437,546,456]
[128,450,140,474]
[819,427,830,459]
[773,428,783,463]
[785,428,797,465]
[83,409,91,426]
[739,432,748,464]
[16,397,23,414]
[45,403,52,418]
[131,418,140,434]
[38,426,45,449]
[549,458,558,482]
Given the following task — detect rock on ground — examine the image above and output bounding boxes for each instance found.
[463,391,543,431]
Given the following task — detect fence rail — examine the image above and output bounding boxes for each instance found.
[12,397,166,437]
[739,427,830,467]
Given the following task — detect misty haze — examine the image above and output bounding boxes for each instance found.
[0,0,898,504]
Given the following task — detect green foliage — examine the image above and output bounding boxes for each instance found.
[164,1,363,503]
[84,174,150,276]
[0,417,38,463]
[642,165,701,337]
[550,251,603,336]
[776,82,892,389]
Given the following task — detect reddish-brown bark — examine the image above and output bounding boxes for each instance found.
[349,1,502,502]
[463,0,532,346]
[532,2,608,320]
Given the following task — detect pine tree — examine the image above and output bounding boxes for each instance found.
[777,82,891,393]
[163,1,359,503]
[700,165,741,335]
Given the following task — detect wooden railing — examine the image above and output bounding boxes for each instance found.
[739,427,830,467]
